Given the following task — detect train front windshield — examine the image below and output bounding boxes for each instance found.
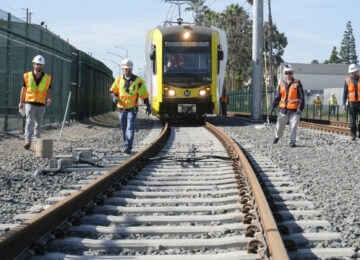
[163,41,211,87]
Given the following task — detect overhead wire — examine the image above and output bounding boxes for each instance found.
[167,3,188,23]
[164,3,174,22]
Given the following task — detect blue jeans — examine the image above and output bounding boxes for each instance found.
[349,102,360,135]
[119,109,137,150]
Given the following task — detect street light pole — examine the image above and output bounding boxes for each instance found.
[104,58,121,75]
[115,46,128,58]
[107,51,125,60]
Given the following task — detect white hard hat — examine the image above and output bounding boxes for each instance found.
[316,94,320,96]
[32,55,45,65]
[284,64,294,72]
[121,58,133,69]
[331,92,334,95]
[348,64,359,73]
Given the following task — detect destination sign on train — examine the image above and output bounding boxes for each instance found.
[165,42,210,47]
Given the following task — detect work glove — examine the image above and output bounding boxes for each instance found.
[112,96,119,104]
[343,105,347,111]
[296,109,301,115]
[270,108,275,114]
[146,103,152,115]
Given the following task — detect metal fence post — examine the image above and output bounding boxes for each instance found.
[22,19,30,132]
[320,105,322,120]
[77,51,82,120]
[60,59,64,122]
[4,13,12,132]
[306,104,308,118]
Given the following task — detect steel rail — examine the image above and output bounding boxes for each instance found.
[204,122,289,260]
[0,123,170,260]
[229,112,352,136]
[299,121,351,135]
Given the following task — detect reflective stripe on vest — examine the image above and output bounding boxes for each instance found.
[346,77,360,102]
[24,72,51,104]
[115,76,142,109]
[279,79,299,109]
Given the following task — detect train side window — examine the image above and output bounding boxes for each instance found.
[150,45,157,75]
[217,44,224,74]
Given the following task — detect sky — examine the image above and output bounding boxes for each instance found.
[1,0,360,76]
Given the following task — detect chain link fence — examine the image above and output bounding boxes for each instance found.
[228,87,350,122]
[0,10,113,133]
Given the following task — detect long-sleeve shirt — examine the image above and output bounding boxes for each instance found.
[271,78,305,115]
[343,76,359,105]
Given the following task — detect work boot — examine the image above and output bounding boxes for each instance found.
[273,138,279,144]
[289,142,296,148]
[351,134,356,141]
[24,142,31,150]
[124,148,131,154]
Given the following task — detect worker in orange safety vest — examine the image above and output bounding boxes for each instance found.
[342,64,360,140]
[19,55,52,150]
[220,89,229,117]
[270,64,304,148]
[110,58,151,154]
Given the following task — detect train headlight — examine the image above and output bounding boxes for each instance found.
[199,89,206,96]
[168,89,176,96]
[184,31,190,39]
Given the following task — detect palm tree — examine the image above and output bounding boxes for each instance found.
[184,0,208,25]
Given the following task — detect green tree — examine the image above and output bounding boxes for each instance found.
[218,4,252,89]
[339,21,358,64]
[328,46,341,63]
[263,22,287,86]
[203,4,287,89]
[185,0,208,25]
[264,22,287,67]
[311,60,320,64]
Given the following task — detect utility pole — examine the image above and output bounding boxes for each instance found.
[267,0,273,88]
[251,0,263,120]
[115,46,128,58]
[22,8,30,23]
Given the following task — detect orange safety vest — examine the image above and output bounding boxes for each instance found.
[220,95,228,104]
[346,77,360,102]
[279,79,300,109]
[110,75,149,109]
[24,72,51,104]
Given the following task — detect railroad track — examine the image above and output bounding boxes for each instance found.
[0,122,285,259]
[229,112,352,136]
[240,146,354,259]
[0,121,354,259]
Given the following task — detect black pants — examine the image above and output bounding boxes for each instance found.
[329,105,336,115]
[349,102,360,135]
[221,103,227,117]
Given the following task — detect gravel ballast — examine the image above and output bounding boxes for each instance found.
[208,116,360,254]
[1,113,359,257]
[0,110,154,228]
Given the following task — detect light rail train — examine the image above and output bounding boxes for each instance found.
[145,25,227,120]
